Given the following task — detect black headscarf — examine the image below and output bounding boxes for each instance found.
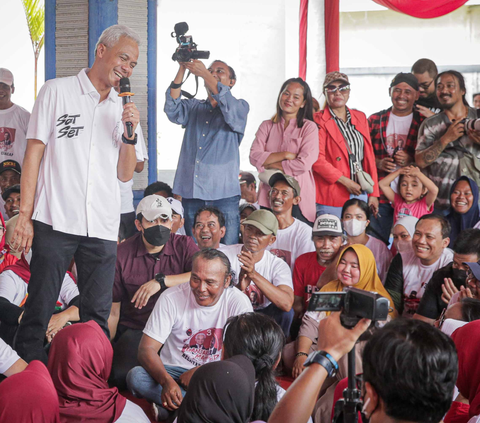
[446,176,480,247]
[177,355,255,423]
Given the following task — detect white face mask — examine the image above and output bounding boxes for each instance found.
[396,239,412,254]
[343,219,367,237]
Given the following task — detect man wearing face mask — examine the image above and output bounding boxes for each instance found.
[108,195,199,390]
[414,228,480,325]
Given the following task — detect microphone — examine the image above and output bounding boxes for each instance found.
[119,77,135,138]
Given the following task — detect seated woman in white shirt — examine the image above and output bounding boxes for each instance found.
[0,338,61,422]
[0,254,80,346]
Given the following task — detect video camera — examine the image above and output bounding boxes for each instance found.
[171,22,210,63]
[307,288,389,328]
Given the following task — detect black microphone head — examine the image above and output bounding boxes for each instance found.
[119,77,131,93]
[174,22,189,36]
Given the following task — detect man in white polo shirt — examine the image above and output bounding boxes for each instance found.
[11,24,144,364]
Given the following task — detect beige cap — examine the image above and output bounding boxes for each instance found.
[0,69,14,86]
[242,209,278,236]
[136,195,172,221]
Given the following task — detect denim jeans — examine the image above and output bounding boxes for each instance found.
[316,193,369,219]
[126,365,188,406]
[368,202,394,246]
[183,195,240,245]
[256,303,294,337]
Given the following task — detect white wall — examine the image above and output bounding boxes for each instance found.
[339,4,480,116]
[156,0,299,172]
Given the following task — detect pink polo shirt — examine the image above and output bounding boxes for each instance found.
[249,118,319,222]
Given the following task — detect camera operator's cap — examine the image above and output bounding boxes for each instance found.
[239,171,256,186]
[259,170,301,196]
[0,69,14,87]
[2,184,20,201]
[136,195,172,222]
[0,160,21,175]
[323,71,349,88]
[313,214,343,237]
[464,261,480,281]
[390,72,419,91]
[242,209,278,236]
[166,197,184,218]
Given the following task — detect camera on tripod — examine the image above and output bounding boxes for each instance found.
[307,287,389,328]
[171,22,210,62]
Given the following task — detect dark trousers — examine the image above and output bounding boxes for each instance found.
[256,303,294,337]
[110,326,143,390]
[14,221,117,364]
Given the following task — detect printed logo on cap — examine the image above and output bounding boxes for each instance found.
[316,218,339,231]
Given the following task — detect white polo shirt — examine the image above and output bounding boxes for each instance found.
[27,69,145,241]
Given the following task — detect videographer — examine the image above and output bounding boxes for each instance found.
[268,313,458,423]
[165,57,249,245]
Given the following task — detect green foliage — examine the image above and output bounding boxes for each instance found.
[20,0,45,98]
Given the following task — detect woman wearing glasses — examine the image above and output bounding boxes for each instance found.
[250,77,318,224]
[312,72,379,219]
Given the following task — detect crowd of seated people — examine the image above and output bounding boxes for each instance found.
[4,23,480,422]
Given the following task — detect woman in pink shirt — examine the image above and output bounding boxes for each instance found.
[249,78,319,224]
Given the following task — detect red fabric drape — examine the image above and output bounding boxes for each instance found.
[299,0,308,80]
[373,0,468,19]
[325,0,339,73]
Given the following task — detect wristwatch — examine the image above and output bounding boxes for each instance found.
[122,133,137,145]
[154,273,168,292]
[303,350,339,377]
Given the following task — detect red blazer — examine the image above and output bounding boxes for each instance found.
[312,107,379,207]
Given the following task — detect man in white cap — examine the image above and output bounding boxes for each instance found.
[109,194,198,390]
[292,214,346,322]
[0,68,30,166]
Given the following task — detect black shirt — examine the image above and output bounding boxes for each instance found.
[416,262,459,320]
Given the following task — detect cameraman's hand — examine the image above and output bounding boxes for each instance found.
[441,120,465,145]
[184,60,208,79]
[317,312,371,362]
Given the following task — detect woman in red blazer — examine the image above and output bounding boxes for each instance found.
[312,72,379,218]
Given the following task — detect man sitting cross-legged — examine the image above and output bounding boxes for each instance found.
[220,209,294,336]
[108,195,198,389]
[126,249,252,421]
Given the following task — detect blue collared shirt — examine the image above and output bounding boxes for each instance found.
[164,82,249,200]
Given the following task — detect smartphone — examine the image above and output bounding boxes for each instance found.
[307,291,346,312]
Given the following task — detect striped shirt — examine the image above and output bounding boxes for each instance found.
[416,107,480,211]
[330,107,364,181]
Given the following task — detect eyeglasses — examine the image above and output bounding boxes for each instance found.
[438,307,447,329]
[418,79,434,91]
[324,85,350,94]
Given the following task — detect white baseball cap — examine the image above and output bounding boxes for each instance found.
[0,69,14,86]
[167,197,184,218]
[313,214,343,237]
[136,195,172,222]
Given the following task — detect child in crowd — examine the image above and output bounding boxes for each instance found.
[379,165,438,223]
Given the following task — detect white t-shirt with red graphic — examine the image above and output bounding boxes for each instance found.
[143,282,252,369]
[0,104,30,166]
[267,218,315,271]
[220,244,293,310]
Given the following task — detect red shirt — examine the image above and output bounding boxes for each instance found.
[113,232,199,330]
[293,251,326,310]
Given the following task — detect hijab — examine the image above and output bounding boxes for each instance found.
[447,176,480,247]
[0,360,60,423]
[451,320,480,419]
[394,216,418,239]
[321,244,395,318]
[177,354,256,423]
[47,321,126,423]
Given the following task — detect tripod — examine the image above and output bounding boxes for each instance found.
[332,343,364,423]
